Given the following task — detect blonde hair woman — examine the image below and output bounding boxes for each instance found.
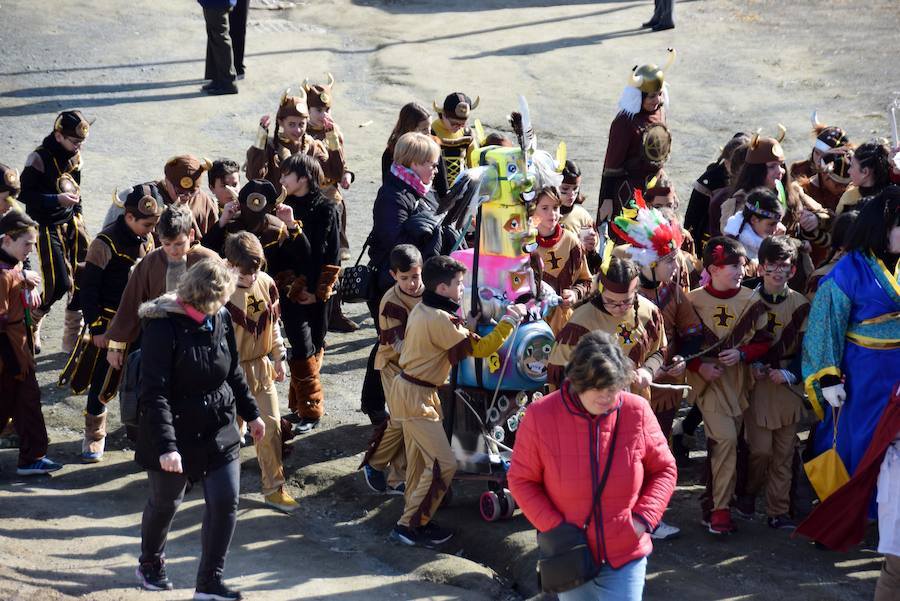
[134,258,264,599]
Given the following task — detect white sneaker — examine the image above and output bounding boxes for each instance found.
[650,520,681,540]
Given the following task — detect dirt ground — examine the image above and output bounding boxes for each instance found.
[1,0,899,599]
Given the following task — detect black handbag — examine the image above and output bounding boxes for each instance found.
[339,236,375,304]
[536,411,620,594]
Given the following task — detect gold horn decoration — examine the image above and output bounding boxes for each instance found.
[629,67,644,89]
[750,130,761,149]
[663,48,677,71]
[433,100,441,113]
[200,158,213,171]
[302,78,312,93]
[280,88,290,105]
[275,187,287,205]
[296,86,307,103]
[776,123,787,143]
[471,95,480,111]
[811,110,822,130]
[326,72,335,89]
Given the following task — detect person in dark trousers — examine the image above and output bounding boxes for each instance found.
[229,0,248,79]
[135,259,264,600]
[642,0,675,31]
[199,0,238,96]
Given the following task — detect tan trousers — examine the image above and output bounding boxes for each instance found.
[398,418,456,528]
[744,416,796,517]
[704,411,743,511]
[241,358,285,495]
[366,369,406,487]
[875,554,900,601]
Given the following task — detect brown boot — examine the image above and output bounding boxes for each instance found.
[328,294,358,333]
[81,412,107,463]
[30,308,45,355]
[62,309,84,354]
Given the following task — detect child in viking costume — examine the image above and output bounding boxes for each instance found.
[835,140,896,216]
[278,154,341,435]
[208,159,241,210]
[430,92,480,202]
[201,178,309,274]
[387,255,525,548]
[223,232,298,512]
[547,252,666,399]
[558,160,592,234]
[60,185,161,462]
[303,73,359,333]
[681,236,771,535]
[103,205,220,374]
[0,211,62,475]
[598,50,675,225]
[790,113,851,184]
[741,236,809,530]
[246,89,329,193]
[104,155,219,242]
[20,110,93,354]
[531,187,592,335]
[359,244,424,495]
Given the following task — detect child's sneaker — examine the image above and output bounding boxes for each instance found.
[193,577,242,600]
[708,509,737,535]
[419,521,454,545]
[136,558,173,591]
[650,520,681,540]
[732,494,756,520]
[363,464,387,493]
[767,514,796,530]
[16,457,62,476]
[265,486,299,513]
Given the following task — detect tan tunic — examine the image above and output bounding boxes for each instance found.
[536,228,592,335]
[226,271,285,393]
[547,294,665,394]
[374,284,422,383]
[392,302,512,422]
[747,290,810,430]
[684,287,770,417]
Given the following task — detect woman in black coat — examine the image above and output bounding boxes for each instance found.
[361,132,443,422]
[134,258,264,600]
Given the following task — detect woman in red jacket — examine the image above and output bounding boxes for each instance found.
[509,331,677,600]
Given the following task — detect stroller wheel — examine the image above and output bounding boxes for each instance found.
[499,488,517,518]
[480,490,502,522]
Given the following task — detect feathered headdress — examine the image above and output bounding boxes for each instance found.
[610,190,683,267]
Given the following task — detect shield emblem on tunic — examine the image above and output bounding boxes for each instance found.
[642,123,672,165]
[56,172,80,195]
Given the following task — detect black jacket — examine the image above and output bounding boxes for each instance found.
[135,294,259,479]
[368,171,441,292]
[20,134,83,226]
[284,190,341,286]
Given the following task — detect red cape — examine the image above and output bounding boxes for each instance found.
[794,383,900,551]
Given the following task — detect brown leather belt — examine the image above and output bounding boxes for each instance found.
[401,372,436,388]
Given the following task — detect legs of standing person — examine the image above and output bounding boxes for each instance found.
[229,0,248,77]
[654,405,678,441]
[82,354,110,462]
[34,225,69,351]
[366,369,405,487]
[556,556,648,601]
[251,373,285,496]
[62,217,87,353]
[657,0,675,28]
[360,294,388,419]
[140,469,188,564]
[874,442,900,601]
[703,411,742,512]
[284,303,324,424]
[398,419,456,528]
[764,423,796,518]
[0,370,49,467]
[202,7,236,88]
[196,458,240,588]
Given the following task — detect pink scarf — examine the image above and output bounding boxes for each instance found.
[391,162,428,196]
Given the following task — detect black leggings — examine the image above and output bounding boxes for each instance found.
[360,293,387,415]
[140,458,239,586]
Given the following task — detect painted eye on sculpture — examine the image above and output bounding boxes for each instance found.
[503,216,523,233]
[524,344,534,357]
[542,344,552,355]
[507,163,518,176]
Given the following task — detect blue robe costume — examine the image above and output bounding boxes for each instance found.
[802,251,900,485]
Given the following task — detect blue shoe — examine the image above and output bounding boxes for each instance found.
[17,457,63,476]
[363,464,387,493]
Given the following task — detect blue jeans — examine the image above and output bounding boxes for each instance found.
[557,556,648,601]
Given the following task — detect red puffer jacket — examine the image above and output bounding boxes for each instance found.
[508,383,677,569]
